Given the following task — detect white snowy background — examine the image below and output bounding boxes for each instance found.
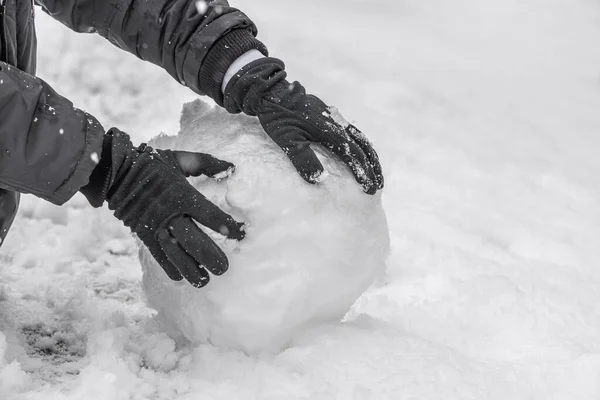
[1,0,600,398]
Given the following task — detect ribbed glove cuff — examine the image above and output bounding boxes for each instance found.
[79,128,138,208]
[79,133,114,208]
[222,57,287,116]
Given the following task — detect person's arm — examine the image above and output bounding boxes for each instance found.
[35,0,384,193]
[0,61,104,204]
[0,60,244,287]
[35,0,267,104]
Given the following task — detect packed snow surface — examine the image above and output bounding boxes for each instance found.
[141,100,389,353]
[1,0,600,399]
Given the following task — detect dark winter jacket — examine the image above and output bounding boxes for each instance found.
[0,0,265,204]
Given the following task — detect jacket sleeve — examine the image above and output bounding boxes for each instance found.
[35,0,268,105]
[0,61,105,205]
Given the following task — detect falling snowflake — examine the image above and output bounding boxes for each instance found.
[195,0,208,15]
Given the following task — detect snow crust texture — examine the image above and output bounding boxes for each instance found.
[140,100,390,353]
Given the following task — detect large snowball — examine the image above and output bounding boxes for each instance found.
[140,100,390,354]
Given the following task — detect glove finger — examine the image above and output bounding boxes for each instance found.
[186,194,246,241]
[322,134,377,195]
[168,217,229,276]
[145,241,184,282]
[270,130,325,183]
[157,228,211,288]
[173,151,236,179]
[345,124,384,190]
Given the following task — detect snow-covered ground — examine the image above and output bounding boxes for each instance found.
[1,0,600,398]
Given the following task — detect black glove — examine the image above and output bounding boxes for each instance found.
[0,189,19,247]
[223,58,383,195]
[80,129,245,288]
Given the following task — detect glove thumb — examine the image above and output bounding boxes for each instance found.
[173,151,236,179]
[272,133,324,184]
